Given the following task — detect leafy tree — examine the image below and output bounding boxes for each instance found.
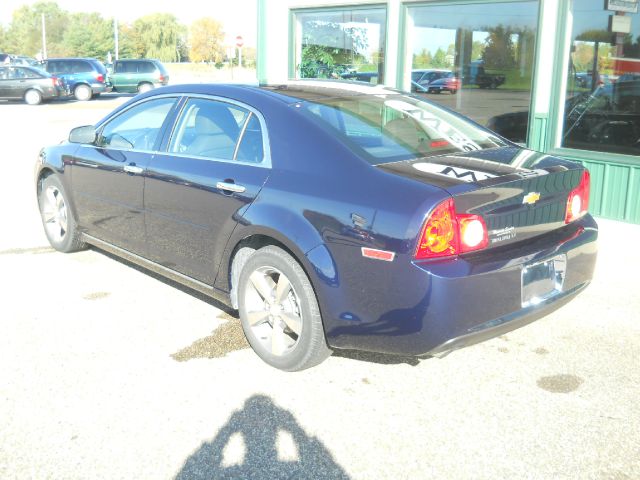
[189,17,225,63]
[413,48,432,68]
[133,13,182,62]
[6,2,69,57]
[0,25,7,52]
[431,48,448,68]
[299,20,369,78]
[61,12,112,59]
[471,40,485,61]
[117,22,144,59]
[482,25,516,69]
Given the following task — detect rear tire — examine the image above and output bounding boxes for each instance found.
[450,89,457,95]
[74,84,92,101]
[238,246,331,371]
[137,82,153,93]
[24,89,42,105]
[38,175,86,253]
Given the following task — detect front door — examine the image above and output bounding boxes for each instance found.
[69,96,179,254]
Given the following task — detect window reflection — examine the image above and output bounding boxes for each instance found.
[294,9,386,84]
[562,0,640,155]
[407,2,539,143]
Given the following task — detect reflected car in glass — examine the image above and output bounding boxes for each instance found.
[0,65,66,104]
[35,81,598,370]
[488,79,640,154]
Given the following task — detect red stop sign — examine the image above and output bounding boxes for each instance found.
[236,36,244,48]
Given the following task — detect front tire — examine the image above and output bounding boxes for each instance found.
[24,89,42,105]
[238,246,331,371]
[38,175,86,253]
[74,84,92,101]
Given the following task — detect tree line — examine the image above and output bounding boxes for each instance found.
[0,1,253,65]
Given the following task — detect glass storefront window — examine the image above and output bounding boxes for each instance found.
[406,2,539,143]
[561,0,640,156]
[294,8,386,84]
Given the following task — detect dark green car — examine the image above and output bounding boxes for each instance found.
[109,59,169,94]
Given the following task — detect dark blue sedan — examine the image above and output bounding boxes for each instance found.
[35,81,598,370]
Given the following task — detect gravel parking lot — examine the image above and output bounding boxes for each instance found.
[1,94,639,480]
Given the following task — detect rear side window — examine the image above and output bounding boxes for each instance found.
[235,114,264,163]
[169,98,249,160]
[46,61,61,73]
[72,60,92,73]
[138,61,156,74]
[116,61,137,74]
[98,97,176,151]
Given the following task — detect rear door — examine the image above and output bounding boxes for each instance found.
[69,96,180,254]
[0,66,15,98]
[112,61,136,92]
[144,96,270,285]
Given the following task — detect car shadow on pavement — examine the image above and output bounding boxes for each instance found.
[174,394,351,480]
[92,247,237,317]
[331,349,421,366]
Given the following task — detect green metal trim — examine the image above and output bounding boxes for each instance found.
[257,0,268,83]
[382,2,392,86]
[529,114,548,152]
[526,0,548,150]
[543,0,572,153]
[288,10,296,79]
[548,147,640,168]
[289,3,387,15]
[396,3,408,89]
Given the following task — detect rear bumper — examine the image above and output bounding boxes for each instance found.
[325,216,598,357]
[423,281,588,357]
[91,83,112,94]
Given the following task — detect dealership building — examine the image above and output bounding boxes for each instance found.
[256,0,640,223]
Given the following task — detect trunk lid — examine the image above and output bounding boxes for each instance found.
[377,147,585,249]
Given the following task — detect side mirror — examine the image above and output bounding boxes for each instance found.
[69,125,97,144]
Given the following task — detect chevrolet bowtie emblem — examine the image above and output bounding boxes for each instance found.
[522,192,541,205]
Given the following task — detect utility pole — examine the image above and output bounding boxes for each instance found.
[114,18,119,61]
[41,13,47,59]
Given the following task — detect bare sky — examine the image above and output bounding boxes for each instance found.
[0,0,258,46]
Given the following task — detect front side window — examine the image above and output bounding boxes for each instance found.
[98,97,176,151]
[561,0,640,156]
[169,98,249,160]
[406,2,539,144]
[294,8,386,84]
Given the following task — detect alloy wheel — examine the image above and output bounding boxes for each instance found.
[243,266,303,357]
[41,185,68,243]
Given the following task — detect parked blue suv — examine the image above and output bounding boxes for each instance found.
[40,58,111,101]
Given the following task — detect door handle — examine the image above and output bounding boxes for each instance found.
[216,181,246,193]
[124,164,144,174]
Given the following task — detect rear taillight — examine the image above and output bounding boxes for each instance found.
[458,214,489,253]
[415,198,489,260]
[158,74,165,82]
[96,73,104,82]
[51,77,59,87]
[565,170,590,224]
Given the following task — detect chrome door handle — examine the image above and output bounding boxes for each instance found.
[123,165,143,174]
[216,181,246,193]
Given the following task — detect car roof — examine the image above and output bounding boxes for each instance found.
[152,80,399,105]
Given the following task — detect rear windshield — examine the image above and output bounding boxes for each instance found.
[300,92,507,165]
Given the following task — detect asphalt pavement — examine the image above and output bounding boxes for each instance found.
[0,94,639,480]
